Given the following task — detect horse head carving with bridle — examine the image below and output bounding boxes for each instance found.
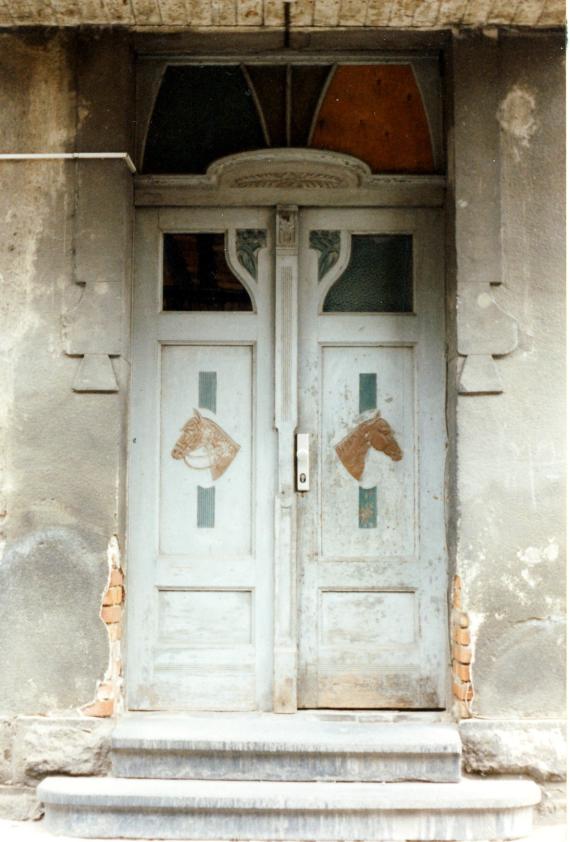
[171,409,240,481]
[335,410,402,482]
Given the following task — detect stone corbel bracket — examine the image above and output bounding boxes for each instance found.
[457,284,518,395]
[63,156,132,393]
[64,281,123,393]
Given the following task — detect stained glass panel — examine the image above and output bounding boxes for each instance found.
[143,63,437,175]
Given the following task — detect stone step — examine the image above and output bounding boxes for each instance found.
[38,775,541,841]
[111,713,462,783]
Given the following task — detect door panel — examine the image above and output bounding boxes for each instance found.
[160,344,253,557]
[128,204,447,713]
[297,208,446,709]
[320,345,415,559]
[128,208,274,711]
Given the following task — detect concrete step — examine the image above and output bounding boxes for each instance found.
[111,713,462,783]
[38,775,541,841]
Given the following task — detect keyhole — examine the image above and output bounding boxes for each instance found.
[300,473,307,483]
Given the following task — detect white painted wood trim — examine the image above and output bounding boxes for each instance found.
[273,205,299,713]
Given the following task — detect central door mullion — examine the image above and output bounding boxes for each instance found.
[273,205,300,713]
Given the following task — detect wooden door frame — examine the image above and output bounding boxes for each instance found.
[130,149,447,712]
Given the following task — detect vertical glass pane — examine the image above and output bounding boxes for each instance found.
[163,233,253,312]
[322,234,413,313]
[244,65,287,146]
[290,65,333,146]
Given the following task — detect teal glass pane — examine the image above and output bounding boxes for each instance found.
[323,235,413,313]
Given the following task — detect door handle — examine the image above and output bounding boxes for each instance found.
[296,433,310,492]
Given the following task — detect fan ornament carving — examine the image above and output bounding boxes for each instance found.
[209,149,370,193]
[233,172,346,190]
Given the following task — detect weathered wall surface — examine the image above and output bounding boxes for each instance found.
[0,30,134,719]
[452,30,565,797]
[0,24,565,820]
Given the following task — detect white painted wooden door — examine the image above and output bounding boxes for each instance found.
[128,207,275,711]
[297,208,447,708]
[128,205,446,711]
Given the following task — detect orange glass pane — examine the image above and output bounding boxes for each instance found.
[310,65,434,173]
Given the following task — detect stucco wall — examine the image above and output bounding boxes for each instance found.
[0,26,565,816]
[452,31,565,720]
[0,30,133,716]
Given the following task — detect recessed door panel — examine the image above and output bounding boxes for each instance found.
[298,207,446,709]
[321,345,415,560]
[160,344,253,558]
[128,207,273,712]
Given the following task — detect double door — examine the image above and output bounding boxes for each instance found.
[127,205,446,711]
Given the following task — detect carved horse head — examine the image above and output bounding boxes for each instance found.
[335,410,402,482]
[172,409,240,481]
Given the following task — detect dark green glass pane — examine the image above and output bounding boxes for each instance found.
[198,371,217,413]
[197,486,215,529]
[359,373,377,413]
[144,66,266,174]
[359,487,378,529]
[163,233,253,311]
[323,235,413,313]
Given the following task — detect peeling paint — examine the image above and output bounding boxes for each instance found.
[497,86,539,149]
[517,541,559,566]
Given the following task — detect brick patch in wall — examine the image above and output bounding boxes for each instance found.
[452,575,474,715]
[80,536,124,718]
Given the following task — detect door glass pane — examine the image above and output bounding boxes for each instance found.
[163,233,253,312]
[323,234,413,313]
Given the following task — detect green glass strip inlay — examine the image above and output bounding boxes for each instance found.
[197,486,215,529]
[359,372,377,413]
[199,371,217,413]
[359,487,378,529]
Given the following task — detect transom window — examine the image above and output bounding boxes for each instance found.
[143,62,440,175]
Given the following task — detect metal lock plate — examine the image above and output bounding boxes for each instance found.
[296,433,310,491]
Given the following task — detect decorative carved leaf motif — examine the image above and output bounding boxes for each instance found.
[236,229,267,280]
[309,230,341,280]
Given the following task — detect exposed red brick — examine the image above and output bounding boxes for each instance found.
[81,699,114,718]
[102,584,123,606]
[453,643,471,664]
[452,681,474,702]
[101,605,122,624]
[453,659,471,682]
[454,627,471,645]
[110,569,124,587]
[452,575,462,609]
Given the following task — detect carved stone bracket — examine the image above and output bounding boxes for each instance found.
[63,158,132,393]
[64,281,123,393]
[457,283,518,395]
